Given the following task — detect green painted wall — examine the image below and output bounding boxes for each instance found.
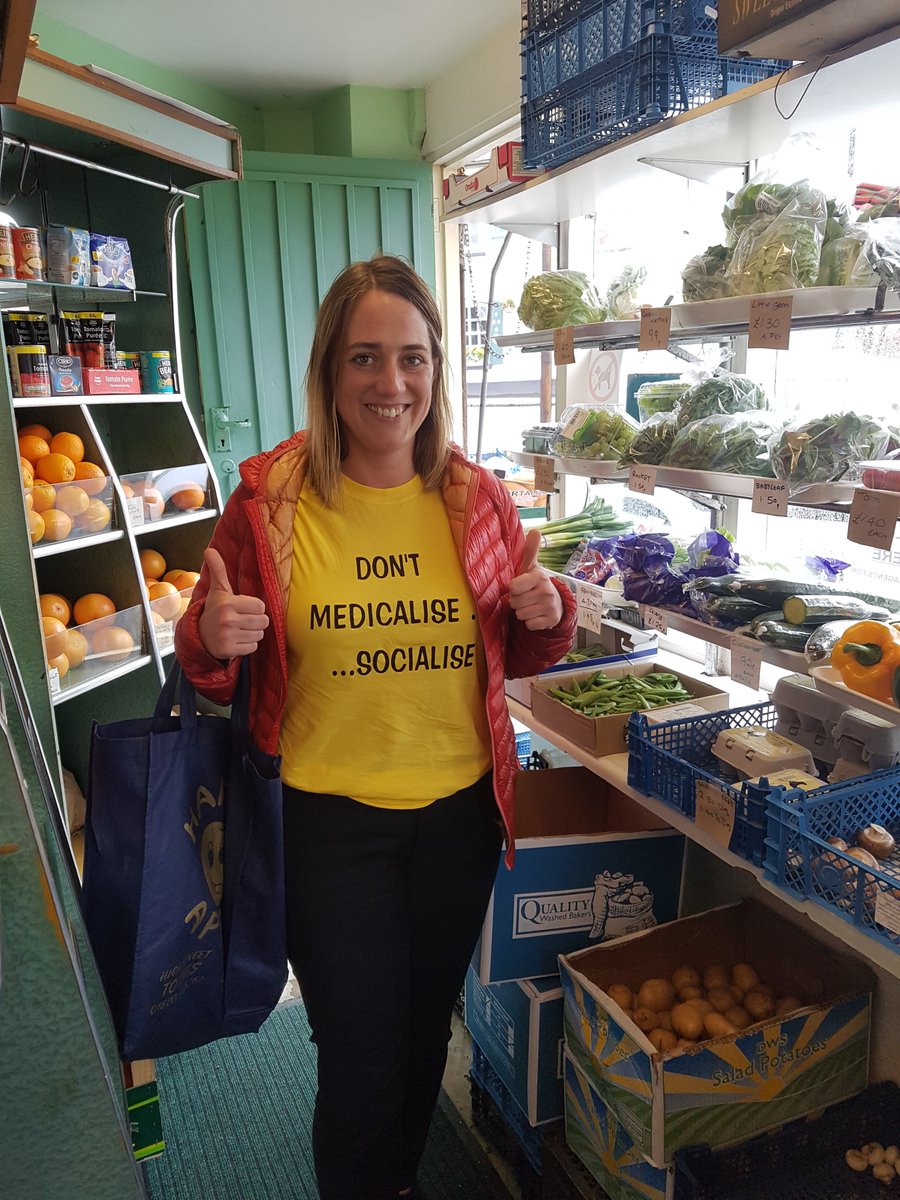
[311,87,425,160]
[263,108,316,154]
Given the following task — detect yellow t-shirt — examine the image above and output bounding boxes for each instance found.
[279,474,492,807]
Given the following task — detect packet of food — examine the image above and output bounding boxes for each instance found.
[59,310,117,368]
[90,232,136,289]
[3,311,51,348]
[46,225,91,286]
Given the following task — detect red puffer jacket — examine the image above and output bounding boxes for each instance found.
[175,434,576,865]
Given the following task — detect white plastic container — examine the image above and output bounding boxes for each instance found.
[712,726,817,779]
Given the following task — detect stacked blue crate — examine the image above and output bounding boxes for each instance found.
[521,0,790,169]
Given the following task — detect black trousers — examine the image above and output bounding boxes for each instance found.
[282,773,503,1200]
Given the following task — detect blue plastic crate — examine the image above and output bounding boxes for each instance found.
[516,730,533,766]
[764,767,900,955]
[627,701,779,864]
[469,1040,546,1173]
[522,30,789,169]
[524,0,716,47]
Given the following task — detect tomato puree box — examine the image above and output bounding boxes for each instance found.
[559,899,873,1166]
[476,766,685,984]
[82,368,141,394]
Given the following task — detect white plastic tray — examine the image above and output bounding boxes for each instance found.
[809,665,900,726]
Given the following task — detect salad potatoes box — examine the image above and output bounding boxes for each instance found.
[531,662,729,755]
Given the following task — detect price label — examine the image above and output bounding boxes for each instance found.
[533,454,557,493]
[553,326,575,365]
[155,622,175,651]
[126,495,144,526]
[847,488,900,550]
[875,889,900,935]
[576,582,605,636]
[641,606,668,633]
[638,306,672,352]
[694,780,736,847]
[47,666,60,696]
[645,702,708,724]
[748,295,793,350]
[751,477,788,517]
[628,464,657,496]
[730,636,764,690]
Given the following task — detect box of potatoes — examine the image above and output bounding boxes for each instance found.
[559,899,874,1166]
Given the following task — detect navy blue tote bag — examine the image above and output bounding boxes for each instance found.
[80,659,287,1060]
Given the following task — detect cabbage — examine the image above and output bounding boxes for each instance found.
[681,244,732,302]
[727,214,822,295]
[517,270,607,330]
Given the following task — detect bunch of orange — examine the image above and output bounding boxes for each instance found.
[140,548,199,633]
[19,423,111,545]
[39,590,136,683]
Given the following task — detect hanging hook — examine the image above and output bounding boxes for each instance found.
[18,143,40,198]
[0,139,21,208]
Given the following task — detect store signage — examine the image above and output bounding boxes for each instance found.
[752,477,788,516]
[126,495,144,526]
[641,606,668,633]
[576,582,605,635]
[694,780,736,848]
[553,326,575,365]
[718,0,900,60]
[533,454,557,493]
[638,306,672,352]
[628,464,657,495]
[748,296,793,350]
[847,488,900,550]
[730,636,764,690]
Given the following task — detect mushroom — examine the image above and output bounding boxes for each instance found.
[873,1162,895,1184]
[845,1148,868,1172]
[864,1143,886,1166]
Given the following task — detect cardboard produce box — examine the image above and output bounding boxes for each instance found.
[564,1051,672,1200]
[477,766,685,984]
[504,625,657,710]
[531,661,729,755]
[559,899,873,1166]
[465,964,563,1126]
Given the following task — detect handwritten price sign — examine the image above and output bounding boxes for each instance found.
[638,307,672,352]
[694,780,736,847]
[751,477,788,517]
[628,464,657,495]
[533,454,557,493]
[553,326,575,365]
[748,296,793,350]
[576,582,605,635]
[847,488,900,551]
[641,606,668,633]
[730,636,764,691]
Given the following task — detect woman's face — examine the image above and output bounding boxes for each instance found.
[335,289,434,484]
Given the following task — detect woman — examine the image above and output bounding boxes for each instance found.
[176,255,576,1200]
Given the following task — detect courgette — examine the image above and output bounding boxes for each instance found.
[731,577,900,611]
[781,594,892,626]
[703,596,770,624]
[749,619,811,652]
[804,619,867,664]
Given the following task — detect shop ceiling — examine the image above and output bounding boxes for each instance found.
[34,0,517,105]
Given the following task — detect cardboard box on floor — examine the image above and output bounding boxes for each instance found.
[464,964,563,1126]
[559,899,874,1167]
[531,661,729,754]
[477,766,685,984]
[504,625,657,710]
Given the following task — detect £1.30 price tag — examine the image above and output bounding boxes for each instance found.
[751,477,788,517]
[628,464,657,495]
[553,326,575,365]
[638,307,672,352]
[730,636,764,690]
[847,488,900,551]
[641,606,668,633]
[576,582,605,636]
[694,780,736,848]
[748,295,793,350]
[533,454,557,493]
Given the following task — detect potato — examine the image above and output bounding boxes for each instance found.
[724,1006,751,1030]
[678,984,705,1002]
[671,1002,705,1040]
[636,978,676,1013]
[631,1006,659,1034]
[684,997,714,1016]
[654,1010,673,1033]
[707,987,738,1014]
[774,995,803,1018]
[731,963,760,994]
[743,989,776,1021]
[648,1028,678,1054]
[671,964,701,992]
[702,964,730,991]
[607,983,634,1011]
[703,1012,738,1039]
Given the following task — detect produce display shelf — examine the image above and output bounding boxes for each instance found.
[13,394,184,407]
[506,450,626,481]
[131,508,217,535]
[51,652,154,705]
[32,529,125,558]
[0,280,166,310]
[506,688,900,981]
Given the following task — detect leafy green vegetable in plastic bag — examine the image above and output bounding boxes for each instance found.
[665,413,779,476]
[769,413,891,485]
[619,412,679,466]
[848,218,900,289]
[726,210,823,295]
[676,373,768,427]
[816,234,867,286]
[606,265,647,319]
[723,181,826,243]
[550,405,637,460]
[517,270,607,330]
[681,244,732,302]
[824,198,851,243]
[858,199,900,222]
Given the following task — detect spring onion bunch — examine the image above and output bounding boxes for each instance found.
[532,496,632,573]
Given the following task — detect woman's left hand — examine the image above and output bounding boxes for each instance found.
[509,528,564,631]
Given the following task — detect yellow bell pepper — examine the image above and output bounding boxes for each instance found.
[831,621,900,704]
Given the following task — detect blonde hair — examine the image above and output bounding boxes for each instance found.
[304,255,452,506]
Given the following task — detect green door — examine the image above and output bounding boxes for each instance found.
[184,152,434,497]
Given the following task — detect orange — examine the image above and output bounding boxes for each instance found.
[176,570,200,590]
[65,628,89,669]
[142,487,165,521]
[39,593,71,625]
[30,482,57,513]
[40,509,73,542]
[148,580,181,621]
[73,461,107,496]
[49,431,85,464]
[28,510,45,543]
[140,548,167,580]
[73,593,116,629]
[75,499,112,534]
[18,422,52,441]
[54,485,90,518]
[121,481,135,499]
[91,625,135,662]
[18,434,50,464]
[35,453,76,484]
[47,652,69,680]
[19,457,34,487]
[177,595,191,621]
[42,616,69,658]
[170,482,205,511]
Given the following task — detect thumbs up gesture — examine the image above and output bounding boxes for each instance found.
[198,547,269,660]
[508,527,563,631]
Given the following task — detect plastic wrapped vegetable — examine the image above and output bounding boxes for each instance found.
[606,266,646,319]
[722,180,825,243]
[635,379,689,421]
[517,269,607,330]
[665,413,779,476]
[681,244,733,302]
[815,234,868,286]
[824,198,852,243]
[618,412,679,466]
[726,205,824,295]
[676,372,767,427]
[769,413,892,486]
[848,218,900,289]
[551,405,637,460]
[858,197,900,222]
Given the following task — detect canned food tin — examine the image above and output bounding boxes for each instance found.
[0,224,15,279]
[12,227,45,281]
[9,344,51,397]
[139,349,174,394]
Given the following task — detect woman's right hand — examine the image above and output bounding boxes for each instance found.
[198,547,269,660]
